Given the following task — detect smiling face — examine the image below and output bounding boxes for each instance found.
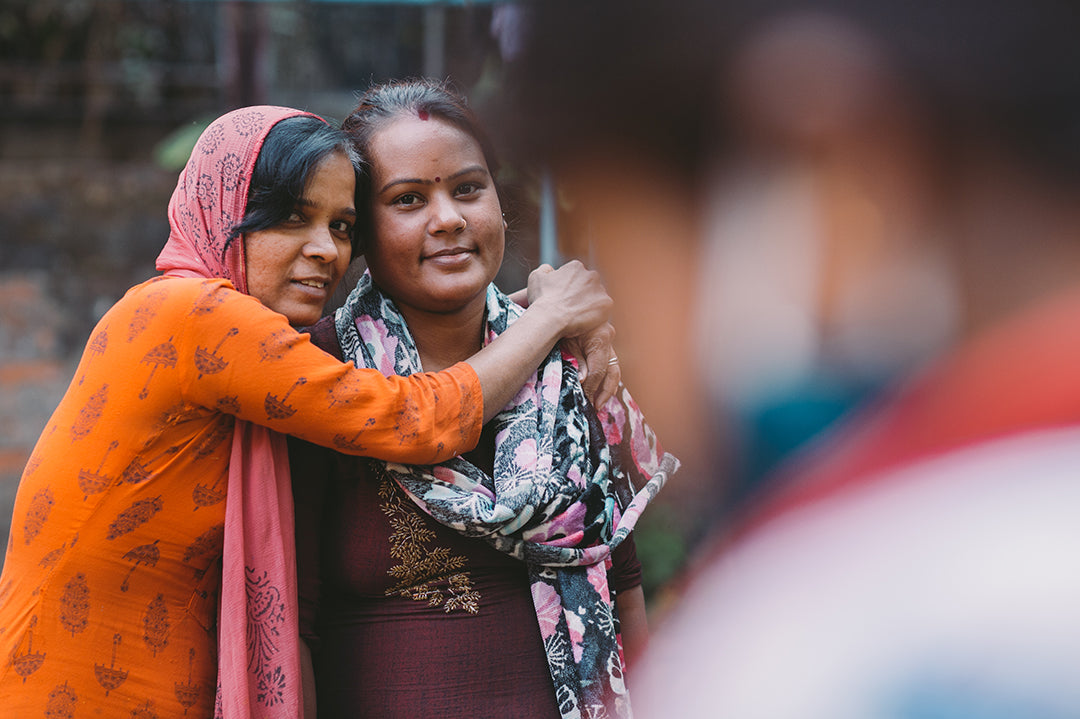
[364,114,504,324]
[244,150,356,327]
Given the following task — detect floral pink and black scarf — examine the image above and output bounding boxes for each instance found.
[335,270,679,719]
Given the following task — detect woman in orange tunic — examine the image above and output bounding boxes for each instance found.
[0,105,613,718]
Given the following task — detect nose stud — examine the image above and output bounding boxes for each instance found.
[457,219,467,232]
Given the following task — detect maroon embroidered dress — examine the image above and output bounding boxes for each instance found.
[292,428,643,719]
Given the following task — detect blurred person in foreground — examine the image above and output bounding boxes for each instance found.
[505,0,1080,716]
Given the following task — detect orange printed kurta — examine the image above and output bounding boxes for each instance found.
[0,276,481,717]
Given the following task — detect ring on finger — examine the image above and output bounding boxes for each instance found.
[608,356,620,366]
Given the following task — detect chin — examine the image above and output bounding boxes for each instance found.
[284,309,322,328]
[433,287,489,309]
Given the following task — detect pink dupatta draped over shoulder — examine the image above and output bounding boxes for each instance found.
[156,105,322,718]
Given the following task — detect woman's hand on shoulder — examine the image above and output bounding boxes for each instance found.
[525,261,613,337]
[563,323,620,408]
[524,261,619,406]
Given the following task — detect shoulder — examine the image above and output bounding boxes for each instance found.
[115,276,238,309]
[100,277,280,347]
[118,276,278,319]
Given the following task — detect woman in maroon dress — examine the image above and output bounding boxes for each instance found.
[292,79,677,719]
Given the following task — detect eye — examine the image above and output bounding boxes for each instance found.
[391,192,423,207]
[454,182,483,199]
[286,210,304,223]
[330,219,353,235]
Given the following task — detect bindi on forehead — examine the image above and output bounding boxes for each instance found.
[435,176,441,183]
[418,109,429,121]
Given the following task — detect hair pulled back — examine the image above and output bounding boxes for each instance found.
[344,78,500,183]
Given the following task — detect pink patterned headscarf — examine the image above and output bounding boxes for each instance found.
[158,105,323,719]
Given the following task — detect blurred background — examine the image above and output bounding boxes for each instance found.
[8,4,1080,715]
[8,0,1063,623]
[0,0,714,598]
[0,0,534,565]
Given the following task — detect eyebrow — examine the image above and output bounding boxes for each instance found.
[378,164,487,195]
[296,197,357,217]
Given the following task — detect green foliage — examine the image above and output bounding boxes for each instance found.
[633,505,690,603]
[153,117,213,171]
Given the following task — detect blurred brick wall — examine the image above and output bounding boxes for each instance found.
[0,274,71,550]
[0,160,176,558]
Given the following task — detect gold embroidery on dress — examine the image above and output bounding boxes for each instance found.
[378,475,480,614]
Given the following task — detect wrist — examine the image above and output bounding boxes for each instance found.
[519,298,569,342]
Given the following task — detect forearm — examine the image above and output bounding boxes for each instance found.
[469,260,611,422]
[616,585,649,672]
[466,304,565,423]
[300,639,317,718]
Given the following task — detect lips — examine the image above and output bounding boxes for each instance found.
[424,247,474,260]
[294,278,331,290]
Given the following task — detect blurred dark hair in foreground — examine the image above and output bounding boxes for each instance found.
[505,0,1080,184]
[500,2,1080,717]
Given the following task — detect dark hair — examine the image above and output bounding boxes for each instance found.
[815,0,1080,184]
[507,0,1080,185]
[228,115,363,253]
[344,78,499,174]
[502,0,731,181]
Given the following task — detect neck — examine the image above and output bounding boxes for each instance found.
[398,299,487,373]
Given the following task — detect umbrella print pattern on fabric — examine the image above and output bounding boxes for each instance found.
[326,373,367,409]
[130,700,158,719]
[32,542,68,597]
[94,633,129,696]
[257,328,291,363]
[175,647,204,714]
[10,615,45,683]
[139,339,178,400]
[183,523,224,580]
[120,539,161,592]
[195,327,238,379]
[191,471,227,510]
[264,377,306,420]
[189,412,234,508]
[121,445,180,486]
[215,395,241,416]
[77,440,119,500]
[333,417,376,452]
[46,681,78,718]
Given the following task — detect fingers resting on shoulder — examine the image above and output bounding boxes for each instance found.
[563,322,621,408]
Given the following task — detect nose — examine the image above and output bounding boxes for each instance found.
[304,226,341,264]
[429,194,466,235]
